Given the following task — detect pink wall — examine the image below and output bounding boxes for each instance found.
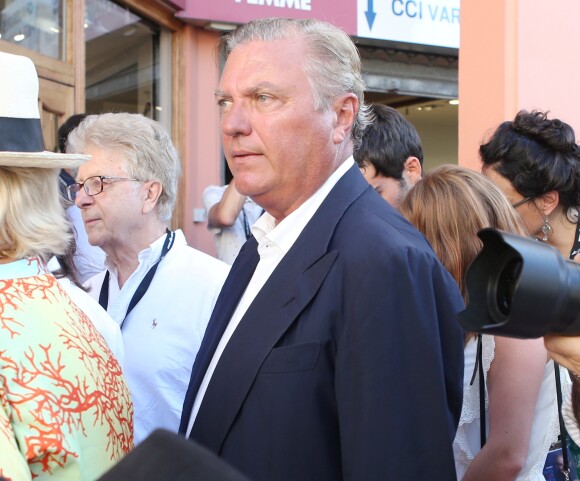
[458,0,514,170]
[179,25,222,255]
[517,2,580,126]
[459,0,580,170]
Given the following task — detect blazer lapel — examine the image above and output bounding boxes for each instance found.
[191,248,339,452]
[190,164,370,451]
[179,240,260,434]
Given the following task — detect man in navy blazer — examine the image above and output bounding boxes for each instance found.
[180,18,465,481]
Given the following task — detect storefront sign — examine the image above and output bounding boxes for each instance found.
[357,0,460,48]
[177,0,459,49]
[176,0,356,33]
[234,0,312,10]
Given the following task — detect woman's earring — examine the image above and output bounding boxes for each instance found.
[541,216,553,241]
[567,206,579,224]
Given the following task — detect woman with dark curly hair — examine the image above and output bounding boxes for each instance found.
[480,109,580,478]
[480,110,580,260]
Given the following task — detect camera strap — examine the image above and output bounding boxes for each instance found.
[555,363,571,479]
[469,334,487,448]
[472,337,570,476]
[552,243,580,479]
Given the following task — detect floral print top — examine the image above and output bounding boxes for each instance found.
[0,258,133,480]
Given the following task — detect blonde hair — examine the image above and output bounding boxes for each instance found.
[400,164,527,299]
[0,167,71,260]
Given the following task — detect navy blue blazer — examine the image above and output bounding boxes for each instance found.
[180,164,465,481]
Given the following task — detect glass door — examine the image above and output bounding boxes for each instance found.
[84,0,160,118]
[0,0,83,151]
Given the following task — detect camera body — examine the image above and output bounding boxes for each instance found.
[459,228,580,338]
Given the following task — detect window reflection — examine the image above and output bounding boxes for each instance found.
[85,0,160,118]
[0,0,64,59]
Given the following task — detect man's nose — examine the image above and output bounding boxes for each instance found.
[74,185,93,208]
[221,102,252,137]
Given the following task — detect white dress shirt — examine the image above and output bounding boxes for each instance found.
[87,229,230,444]
[186,157,354,436]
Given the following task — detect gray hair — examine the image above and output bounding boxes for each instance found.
[67,113,180,223]
[221,18,371,148]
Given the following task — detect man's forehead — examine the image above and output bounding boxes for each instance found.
[215,81,282,98]
[222,37,305,76]
[77,149,128,178]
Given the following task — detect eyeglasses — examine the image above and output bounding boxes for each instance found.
[66,175,140,202]
[512,196,534,209]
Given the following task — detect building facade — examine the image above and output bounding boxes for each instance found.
[1,0,464,255]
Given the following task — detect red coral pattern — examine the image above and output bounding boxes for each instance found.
[0,259,133,480]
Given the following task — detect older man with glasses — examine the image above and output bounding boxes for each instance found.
[66,113,230,444]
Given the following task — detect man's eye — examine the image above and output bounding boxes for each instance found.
[256,94,270,103]
[217,99,232,109]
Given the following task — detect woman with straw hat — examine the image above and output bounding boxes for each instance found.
[0,51,133,480]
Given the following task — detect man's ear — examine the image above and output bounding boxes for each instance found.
[332,93,358,145]
[403,156,423,184]
[143,181,163,214]
[537,190,560,217]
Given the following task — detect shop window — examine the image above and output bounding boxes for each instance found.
[85,0,160,118]
[0,0,65,60]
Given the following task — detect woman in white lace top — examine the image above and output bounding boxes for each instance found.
[401,165,567,481]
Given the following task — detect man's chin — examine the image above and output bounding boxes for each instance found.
[234,179,263,199]
[85,232,103,249]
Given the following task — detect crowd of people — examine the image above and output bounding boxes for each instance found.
[2,16,580,481]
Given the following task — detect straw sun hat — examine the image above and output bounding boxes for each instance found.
[0,51,89,169]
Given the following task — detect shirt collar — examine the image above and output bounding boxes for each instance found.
[104,229,183,276]
[251,156,354,255]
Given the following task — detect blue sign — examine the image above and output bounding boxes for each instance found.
[357,0,460,49]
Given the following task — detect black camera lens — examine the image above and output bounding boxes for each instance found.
[461,228,580,338]
[495,257,522,316]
